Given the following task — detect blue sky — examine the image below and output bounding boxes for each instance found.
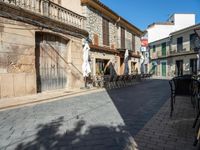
[100,0,200,31]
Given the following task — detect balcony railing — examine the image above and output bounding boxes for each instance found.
[1,0,85,29]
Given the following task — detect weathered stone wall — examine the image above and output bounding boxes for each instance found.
[0,17,84,98]
[84,6,103,46]
[84,6,117,48]
[90,51,120,76]
[109,21,117,48]
[70,38,84,89]
[0,17,36,98]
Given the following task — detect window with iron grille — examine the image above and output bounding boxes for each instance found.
[102,18,110,46]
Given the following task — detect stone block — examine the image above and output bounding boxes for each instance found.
[2,31,35,46]
[25,73,37,95]
[1,74,14,98]
[18,55,35,65]
[13,73,26,97]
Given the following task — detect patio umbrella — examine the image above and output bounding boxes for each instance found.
[124,49,129,75]
[82,41,91,77]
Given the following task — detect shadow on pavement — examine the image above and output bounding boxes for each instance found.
[14,79,170,150]
[15,117,136,150]
[106,79,170,136]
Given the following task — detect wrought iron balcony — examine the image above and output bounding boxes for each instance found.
[1,0,85,29]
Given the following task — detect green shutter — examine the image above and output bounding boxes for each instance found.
[161,62,166,77]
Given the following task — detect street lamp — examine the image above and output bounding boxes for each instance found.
[194,28,200,75]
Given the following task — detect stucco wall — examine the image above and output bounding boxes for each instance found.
[149,38,170,59]
[171,29,197,52]
[167,54,197,77]
[147,14,195,43]
[147,25,174,43]
[174,14,195,30]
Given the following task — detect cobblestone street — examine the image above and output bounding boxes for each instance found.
[0,79,197,150]
[134,96,196,150]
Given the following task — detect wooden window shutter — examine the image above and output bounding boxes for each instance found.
[132,34,135,52]
[121,27,125,49]
[102,18,109,46]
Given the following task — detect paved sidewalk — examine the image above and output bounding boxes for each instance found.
[134,96,197,150]
[0,87,105,111]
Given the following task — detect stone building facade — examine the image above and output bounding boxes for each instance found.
[0,0,88,98]
[81,0,143,76]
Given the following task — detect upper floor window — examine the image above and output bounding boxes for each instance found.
[152,45,156,53]
[132,34,135,52]
[121,27,125,49]
[190,33,198,51]
[177,37,183,52]
[161,42,166,56]
[102,17,109,46]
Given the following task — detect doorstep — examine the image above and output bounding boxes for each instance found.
[0,87,105,111]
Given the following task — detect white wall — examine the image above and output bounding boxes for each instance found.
[174,14,195,31]
[147,14,196,43]
[147,25,174,43]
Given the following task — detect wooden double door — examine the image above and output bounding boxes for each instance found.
[35,32,68,92]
